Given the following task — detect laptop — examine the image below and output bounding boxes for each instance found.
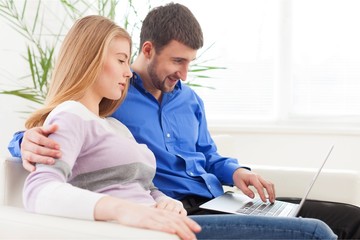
[200,145,334,217]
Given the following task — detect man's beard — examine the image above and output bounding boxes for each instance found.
[147,58,176,93]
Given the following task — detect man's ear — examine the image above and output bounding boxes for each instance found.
[141,41,154,58]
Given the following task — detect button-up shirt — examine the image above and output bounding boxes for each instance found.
[112,72,246,200]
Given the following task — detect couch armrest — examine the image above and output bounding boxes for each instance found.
[0,206,179,239]
[0,157,179,239]
[1,157,28,207]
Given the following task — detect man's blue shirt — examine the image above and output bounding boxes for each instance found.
[112,73,244,199]
[8,131,23,158]
[8,72,246,200]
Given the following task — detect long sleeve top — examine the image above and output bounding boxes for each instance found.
[23,101,165,220]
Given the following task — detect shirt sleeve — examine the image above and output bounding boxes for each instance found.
[196,96,250,185]
[7,131,24,158]
[149,183,167,201]
[23,104,106,220]
[23,165,105,220]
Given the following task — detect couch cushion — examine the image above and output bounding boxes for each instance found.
[0,206,179,239]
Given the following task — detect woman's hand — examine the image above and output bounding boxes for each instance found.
[155,196,187,216]
[95,196,201,240]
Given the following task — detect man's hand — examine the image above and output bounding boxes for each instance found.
[233,168,276,203]
[21,124,61,172]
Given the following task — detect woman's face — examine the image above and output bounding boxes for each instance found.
[94,37,132,101]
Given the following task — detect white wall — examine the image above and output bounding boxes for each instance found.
[0,17,32,158]
[1,1,359,172]
[0,1,70,157]
[211,126,360,170]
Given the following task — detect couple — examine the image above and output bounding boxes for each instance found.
[9,3,337,240]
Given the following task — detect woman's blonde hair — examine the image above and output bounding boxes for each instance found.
[25,15,132,128]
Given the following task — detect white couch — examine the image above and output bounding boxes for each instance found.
[1,135,359,239]
[0,157,179,239]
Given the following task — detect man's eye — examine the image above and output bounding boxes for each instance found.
[118,59,125,64]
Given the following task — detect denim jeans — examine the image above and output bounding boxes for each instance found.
[190,214,337,240]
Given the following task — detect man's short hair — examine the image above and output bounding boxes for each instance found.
[140,2,204,53]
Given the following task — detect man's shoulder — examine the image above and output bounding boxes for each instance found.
[179,83,204,102]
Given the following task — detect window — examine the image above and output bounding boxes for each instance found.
[186,0,278,122]
[290,0,360,120]
[117,0,360,128]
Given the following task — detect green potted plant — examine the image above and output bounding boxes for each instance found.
[0,0,223,112]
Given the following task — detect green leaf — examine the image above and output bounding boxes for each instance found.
[0,0,223,116]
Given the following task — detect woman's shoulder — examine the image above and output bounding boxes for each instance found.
[45,101,97,125]
[51,100,87,115]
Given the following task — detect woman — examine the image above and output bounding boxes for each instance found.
[23,15,199,240]
[23,15,336,240]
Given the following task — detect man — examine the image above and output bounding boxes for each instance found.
[9,3,358,239]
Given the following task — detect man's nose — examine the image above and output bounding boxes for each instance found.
[178,64,189,81]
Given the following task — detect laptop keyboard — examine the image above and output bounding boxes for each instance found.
[236,199,287,216]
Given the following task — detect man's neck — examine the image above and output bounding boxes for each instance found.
[131,59,163,102]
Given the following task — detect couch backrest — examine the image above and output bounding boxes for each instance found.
[1,157,28,207]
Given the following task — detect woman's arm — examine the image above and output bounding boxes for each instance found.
[23,166,200,240]
[95,195,200,240]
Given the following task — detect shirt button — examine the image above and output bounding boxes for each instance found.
[208,185,211,189]
[189,171,194,176]
[166,133,171,138]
